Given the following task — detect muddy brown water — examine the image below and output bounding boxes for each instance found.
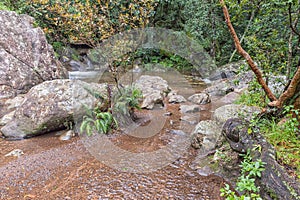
[0,72,226,199]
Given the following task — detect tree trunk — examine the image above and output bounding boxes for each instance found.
[220,0,300,109]
[219,0,277,102]
[270,66,300,108]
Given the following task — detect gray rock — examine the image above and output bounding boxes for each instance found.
[196,166,213,176]
[59,130,75,141]
[180,105,200,113]
[141,92,164,109]
[168,94,186,103]
[213,104,261,125]
[188,93,211,104]
[191,120,222,151]
[180,115,198,125]
[135,75,170,109]
[208,61,243,81]
[170,129,186,136]
[0,11,67,101]
[0,95,25,119]
[0,111,15,126]
[4,149,24,157]
[216,92,240,105]
[203,79,234,96]
[4,95,25,110]
[268,75,286,96]
[1,79,109,139]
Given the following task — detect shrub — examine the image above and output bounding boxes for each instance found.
[9,0,158,46]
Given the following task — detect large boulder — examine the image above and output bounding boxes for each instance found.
[204,70,254,96]
[191,120,222,153]
[213,104,261,125]
[0,11,67,102]
[0,79,109,139]
[208,61,246,81]
[134,75,170,109]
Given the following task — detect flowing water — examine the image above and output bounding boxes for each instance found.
[0,71,226,199]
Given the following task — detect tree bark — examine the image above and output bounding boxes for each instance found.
[271,66,300,108]
[220,0,277,102]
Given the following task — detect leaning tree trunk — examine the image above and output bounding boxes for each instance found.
[220,0,300,109]
[276,67,300,109]
[222,118,300,200]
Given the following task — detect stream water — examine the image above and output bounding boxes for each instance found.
[0,71,226,199]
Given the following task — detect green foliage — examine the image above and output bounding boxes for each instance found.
[235,79,268,107]
[113,86,142,117]
[254,105,300,178]
[80,104,117,136]
[228,0,299,76]
[128,48,194,72]
[80,85,142,136]
[0,0,27,12]
[0,1,10,10]
[220,150,265,200]
[151,0,185,30]
[183,0,232,64]
[9,0,158,46]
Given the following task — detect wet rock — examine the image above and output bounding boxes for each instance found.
[180,105,200,113]
[163,112,172,116]
[191,120,222,152]
[204,70,253,97]
[213,104,261,125]
[203,79,232,96]
[222,118,252,153]
[5,149,24,157]
[135,75,170,109]
[1,79,109,139]
[0,11,67,101]
[59,130,75,141]
[188,93,211,105]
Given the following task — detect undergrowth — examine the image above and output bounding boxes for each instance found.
[252,106,300,179]
[220,149,265,200]
[236,83,300,179]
